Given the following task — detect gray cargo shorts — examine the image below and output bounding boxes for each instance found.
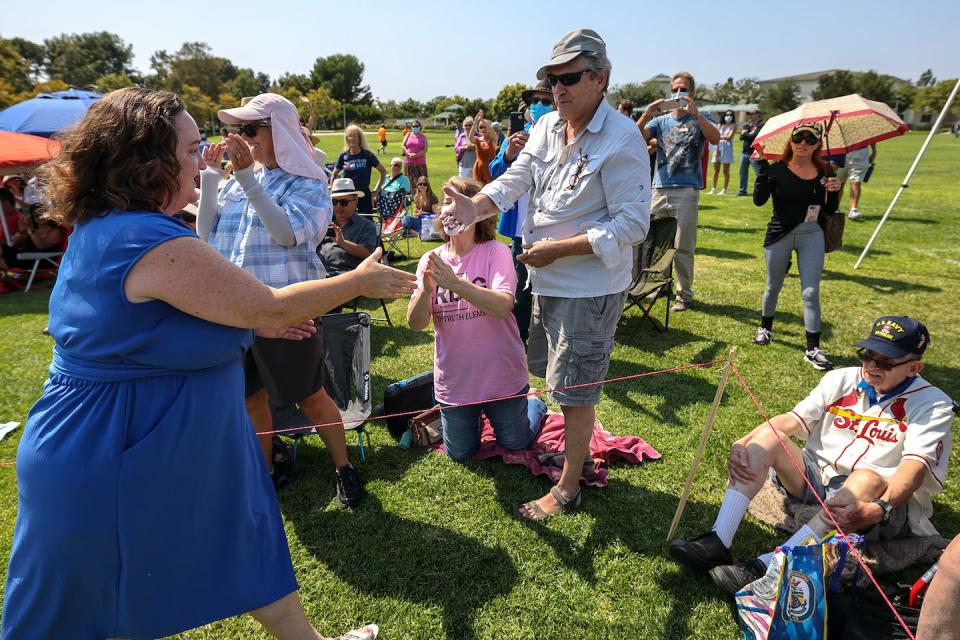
[527,291,627,406]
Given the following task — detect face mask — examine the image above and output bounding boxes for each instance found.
[673,90,689,100]
[529,103,553,122]
[724,115,734,123]
[412,126,421,133]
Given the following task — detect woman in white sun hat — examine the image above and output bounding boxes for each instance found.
[198,94,366,509]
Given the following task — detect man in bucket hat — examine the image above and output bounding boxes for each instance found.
[440,28,650,522]
[670,315,954,595]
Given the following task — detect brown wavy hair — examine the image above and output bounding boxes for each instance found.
[39,87,185,225]
[435,176,497,242]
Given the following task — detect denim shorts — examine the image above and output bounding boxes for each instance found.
[439,386,547,461]
[771,449,909,540]
[527,291,626,406]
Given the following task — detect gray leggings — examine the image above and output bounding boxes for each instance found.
[761,221,824,333]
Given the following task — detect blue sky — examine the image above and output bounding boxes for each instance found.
[10,0,960,101]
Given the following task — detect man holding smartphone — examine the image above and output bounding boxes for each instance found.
[638,72,720,312]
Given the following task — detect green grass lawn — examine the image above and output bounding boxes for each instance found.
[1,131,958,639]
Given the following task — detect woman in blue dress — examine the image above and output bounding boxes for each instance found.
[1,88,413,639]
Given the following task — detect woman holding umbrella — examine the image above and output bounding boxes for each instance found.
[751,122,841,371]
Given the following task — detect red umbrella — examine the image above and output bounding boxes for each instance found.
[0,131,61,176]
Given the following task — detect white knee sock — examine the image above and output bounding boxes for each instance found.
[712,488,751,548]
[757,523,818,567]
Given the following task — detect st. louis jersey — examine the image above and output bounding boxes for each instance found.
[791,367,953,536]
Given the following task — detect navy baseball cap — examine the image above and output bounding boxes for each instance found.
[856,316,930,359]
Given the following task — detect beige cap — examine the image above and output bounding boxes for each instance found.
[536,28,606,80]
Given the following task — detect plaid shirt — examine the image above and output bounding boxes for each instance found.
[208,167,331,288]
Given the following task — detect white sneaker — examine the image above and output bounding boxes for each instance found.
[708,187,716,195]
[752,327,772,345]
[719,188,727,195]
[848,208,861,220]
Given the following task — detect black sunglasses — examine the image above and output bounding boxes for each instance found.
[528,97,554,106]
[417,183,429,188]
[229,121,271,137]
[791,132,820,145]
[857,348,918,372]
[332,198,356,207]
[546,70,592,88]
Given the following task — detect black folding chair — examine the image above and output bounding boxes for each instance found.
[622,216,677,334]
[271,311,374,461]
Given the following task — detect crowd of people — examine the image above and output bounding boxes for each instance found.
[1,26,957,640]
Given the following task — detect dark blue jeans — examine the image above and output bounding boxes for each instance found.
[737,153,763,195]
[440,387,547,461]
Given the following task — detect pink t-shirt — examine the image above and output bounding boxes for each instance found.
[403,132,427,166]
[414,240,529,405]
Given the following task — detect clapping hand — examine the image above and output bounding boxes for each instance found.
[331,222,344,245]
[425,252,460,291]
[354,248,417,299]
[223,134,253,171]
[202,142,228,177]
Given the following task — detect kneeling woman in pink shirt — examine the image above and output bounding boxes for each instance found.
[407,176,546,460]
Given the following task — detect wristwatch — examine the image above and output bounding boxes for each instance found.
[871,498,896,525]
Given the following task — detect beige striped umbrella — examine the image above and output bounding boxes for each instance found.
[752,94,908,159]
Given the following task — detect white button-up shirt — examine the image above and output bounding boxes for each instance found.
[480,99,650,298]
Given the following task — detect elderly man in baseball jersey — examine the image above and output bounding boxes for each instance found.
[670,316,954,594]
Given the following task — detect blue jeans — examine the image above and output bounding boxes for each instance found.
[737,153,763,195]
[440,386,547,461]
[401,214,422,233]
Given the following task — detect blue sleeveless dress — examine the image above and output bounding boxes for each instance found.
[2,211,297,639]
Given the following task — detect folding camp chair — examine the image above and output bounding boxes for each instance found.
[0,215,69,293]
[271,311,374,461]
[622,216,677,334]
[377,191,411,262]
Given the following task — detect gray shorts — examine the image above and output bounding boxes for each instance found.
[846,148,871,183]
[527,291,626,406]
[771,449,910,540]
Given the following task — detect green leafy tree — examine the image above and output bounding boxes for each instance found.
[94,72,136,93]
[917,69,936,87]
[179,84,215,129]
[224,68,269,100]
[44,31,135,88]
[811,70,856,100]
[7,37,44,83]
[734,78,762,104]
[608,81,663,108]
[164,42,227,99]
[491,83,527,120]
[275,73,312,94]
[758,79,800,115]
[396,98,424,118]
[0,39,32,93]
[854,70,895,106]
[310,54,372,105]
[892,84,916,115]
[912,79,959,116]
[706,77,738,103]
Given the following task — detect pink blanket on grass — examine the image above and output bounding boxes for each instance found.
[431,412,661,487]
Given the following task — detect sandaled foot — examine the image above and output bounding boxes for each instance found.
[333,623,379,640]
[515,486,582,522]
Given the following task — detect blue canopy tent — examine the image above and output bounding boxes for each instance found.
[0,89,102,138]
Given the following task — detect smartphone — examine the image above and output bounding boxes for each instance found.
[509,112,525,135]
[658,98,683,112]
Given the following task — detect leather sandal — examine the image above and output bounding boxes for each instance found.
[515,486,582,523]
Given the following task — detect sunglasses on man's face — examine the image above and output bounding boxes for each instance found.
[791,132,820,145]
[857,348,918,372]
[528,97,554,106]
[229,121,270,138]
[546,69,592,88]
[332,198,356,207]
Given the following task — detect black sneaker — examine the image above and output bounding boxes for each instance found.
[335,464,364,508]
[804,347,834,371]
[708,558,768,595]
[271,436,297,492]
[668,531,733,572]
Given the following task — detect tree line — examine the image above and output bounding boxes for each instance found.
[1,32,956,130]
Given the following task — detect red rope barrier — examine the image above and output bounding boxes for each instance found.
[256,359,725,438]
[731,363,916,640]
[0,359,724,465]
